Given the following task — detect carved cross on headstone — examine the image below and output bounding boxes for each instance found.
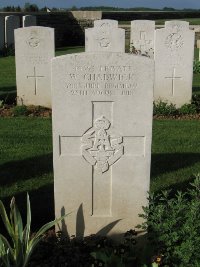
[59,101,145,217]
[165,68,182,96]
[134,31,153,52]
[27,66,44,95]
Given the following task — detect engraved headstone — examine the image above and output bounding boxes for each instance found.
[154,21,194,107]
[130,20,155,57]
[5,15,20,46]
[85,19,125,52]
[0,16,4,49]
[23,15,37,27]
[52,30,154,238]
[15,26,55,107]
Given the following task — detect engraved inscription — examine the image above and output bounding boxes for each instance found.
[65,64,137,97]
[81,116,124,173]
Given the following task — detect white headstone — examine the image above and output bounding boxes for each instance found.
[0,16,4,49]
[197,40,200,49]
[15,26,55,107]
[23,15,37,27]
[94,19,118,28]
[52,34,154,238]
[130,20,155,57]
[5,15,20,46]
[197,40,200,61]
[154,21,194,107]
[85,19,125,52]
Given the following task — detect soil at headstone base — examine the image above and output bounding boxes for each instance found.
[0,104,52,118]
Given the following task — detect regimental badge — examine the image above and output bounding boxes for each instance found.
[81,116,124,173]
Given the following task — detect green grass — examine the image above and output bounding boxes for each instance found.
[119,18,200,25]
[0,118,54,229]
[155,18,200,25]
[151,120,200,192]
[0,118,200,229]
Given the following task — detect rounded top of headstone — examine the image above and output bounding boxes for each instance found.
[165,20,189,30]
[131,20,155,26]
[94,19,118,28]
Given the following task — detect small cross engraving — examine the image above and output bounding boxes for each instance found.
[134,31,153,52]
[165,68,182,96]
[27,67,44,95]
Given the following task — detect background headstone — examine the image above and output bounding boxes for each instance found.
[23,15,37,27]
[197,40,200,61]
[85,19,125,52]
[15,26,55,107]
[52,32,154,238]
[94,19,118,28]
[154,21,194,107]
[5,15,20,46]
[130,20,155,57]
[0,16,4,49]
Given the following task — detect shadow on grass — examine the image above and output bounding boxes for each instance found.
[192,86,200,94]
[151,152,200,178]
[0,86,16,104]
[0,182,54,235]
[0,153,53,186]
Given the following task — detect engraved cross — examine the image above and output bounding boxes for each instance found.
[165,68,182,96]
[134,31,152,52]
[27,67,44,95]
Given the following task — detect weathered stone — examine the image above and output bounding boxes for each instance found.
[5,15,20,46]
[15,26,54,107]
[85,19,125,52]
[130,20,155,57]
[0,16,4,49]
[94,19,118,28]
[154,20,194,107]
[52,50,154,238]
[23,15,37,27]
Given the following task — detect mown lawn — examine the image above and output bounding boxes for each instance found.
[119,18,200,25]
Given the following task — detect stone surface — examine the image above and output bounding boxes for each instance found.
[15,26,54,107]
[52,51,154,238]
[85,19,125,52]
[130,20,155,57]
[0,16,4,49]
[5,15,20,46]
[154,20,194,107]
[197,40,200,49]
[197,40,200,61]
[23,15,37,27]
[94,19,118,28]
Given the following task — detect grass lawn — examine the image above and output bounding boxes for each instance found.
[119,18,200,25]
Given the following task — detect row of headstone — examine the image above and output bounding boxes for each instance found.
[13,19,194,238]
[14,20,195,110]
[0,15,36,49]
[130,20,194,107]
